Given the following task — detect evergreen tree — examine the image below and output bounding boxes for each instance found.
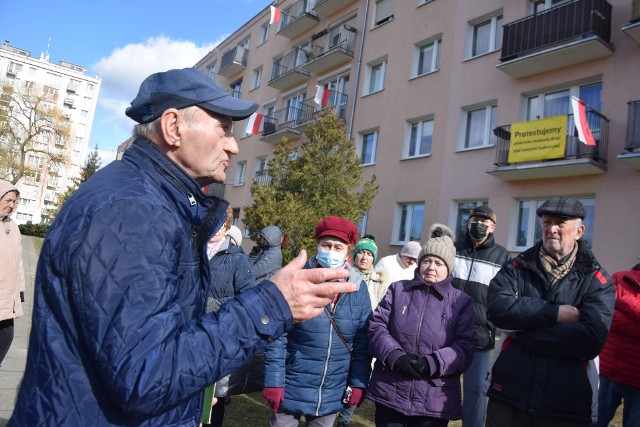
[244,112,378,263]
[53,145,102,217]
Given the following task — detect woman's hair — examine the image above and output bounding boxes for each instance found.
[223,206,233,232]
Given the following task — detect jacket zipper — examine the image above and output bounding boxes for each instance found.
[317,296,342,416]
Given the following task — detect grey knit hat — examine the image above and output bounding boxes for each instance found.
[400,241,422,260]
[418,223,456,274]
[227,225,243,246]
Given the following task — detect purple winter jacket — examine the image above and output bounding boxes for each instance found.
[366,273,476,419]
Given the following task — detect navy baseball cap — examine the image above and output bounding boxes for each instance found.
[125,68,258,124]
[536,197,586,220]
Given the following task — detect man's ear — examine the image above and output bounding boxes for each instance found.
[160,108,182,148]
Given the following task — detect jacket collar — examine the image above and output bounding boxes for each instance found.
[408,274,454,299]
[517,240,599,273]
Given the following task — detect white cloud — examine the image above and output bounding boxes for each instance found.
[96,148,117,169]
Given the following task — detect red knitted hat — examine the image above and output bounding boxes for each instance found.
[315,216,359,245]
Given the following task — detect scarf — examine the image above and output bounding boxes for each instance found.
[539,242,578,287]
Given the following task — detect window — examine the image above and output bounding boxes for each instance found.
[251,67,262,90]
[86,83,95,92]
[284,91,306,124]
[364,59,386,95]
[43,86,58,97]
[469,13,503,58]
[208,63,216,79]
[374,0,395,26]
[394,202,425,243]
[259,22,269,44]
[454,200,488,241]
[463,104,497,149]
[357,212,369,237]
[234,161,246,186]
[230,79,242,98]
[530,0,571,14]
[405,118,433,158]
[526,82,602,120]
[255,157,267,174]
[317,73,350,118]
[511,197,595,251]
[232,208,240,226]
[81,110,89,118]
[7,61,23,75]
[358,130,378,165]
[16,212,33,222]
[414,38,441,77]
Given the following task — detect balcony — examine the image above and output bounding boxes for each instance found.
[618,99,640,169]
[304,25,357,74]
[296,90,349,130]
[67,82,80,93]
[218,46,248,78]
[497,0,613,78]
[254,169,273,186]
[268,49,311,91]
[487,111,609,181]
[622,0,640,44]
[277,0,320,40]
[259,107,304,144]
[312,0,359,17]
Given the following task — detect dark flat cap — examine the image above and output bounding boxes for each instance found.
[125,68,258,124]
[470,205,497,224]
[536,197,586,219]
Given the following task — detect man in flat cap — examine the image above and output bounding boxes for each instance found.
[452,205,510,427]
[485,197,615,426]
[9,68,357,427]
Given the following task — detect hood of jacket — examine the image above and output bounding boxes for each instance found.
[260,225,282,247]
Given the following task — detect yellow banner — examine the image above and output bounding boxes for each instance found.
[508,115,567,163]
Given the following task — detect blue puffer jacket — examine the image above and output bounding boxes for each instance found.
[9,139,293,427]
[264,258,372,417]
[208,237,256,306]
[251,225,283,282]
[366,274,476,419]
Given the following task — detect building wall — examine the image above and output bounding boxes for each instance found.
[0,42,101,224]
[196,0,640,273]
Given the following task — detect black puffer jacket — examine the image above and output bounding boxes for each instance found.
[453,233,510,350]
[486,241,615,424]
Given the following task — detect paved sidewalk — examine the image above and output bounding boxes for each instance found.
[0,236,38,426]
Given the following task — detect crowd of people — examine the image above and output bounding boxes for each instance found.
[1,68,636,427]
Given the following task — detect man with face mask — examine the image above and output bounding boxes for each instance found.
[452,205,510,427]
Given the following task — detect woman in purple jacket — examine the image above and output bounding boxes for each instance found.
[366,224,476,427]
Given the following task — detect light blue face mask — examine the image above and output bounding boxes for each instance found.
[316,249,346,269]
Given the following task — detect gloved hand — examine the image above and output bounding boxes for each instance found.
[392,353,426,379]
[345,387,365,408]
[262,387,285,413]
[407,353,430,377]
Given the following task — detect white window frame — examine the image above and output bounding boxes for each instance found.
[452,200,488,242]
[413,37,441,78]
[363,58,387,96]
[374,0,395,27]
[358,130,378,166]
[404,116,434,159]
[234,161,246,186]
[207,63,216,79]
[508,197,595,252]
[460,103,497,150]
[259,22,269,45]
[467,12,503,58]
[251,66,262,90]
[392,202,425,244]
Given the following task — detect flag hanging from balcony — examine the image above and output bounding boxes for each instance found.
[269,6,281,25]
[571,96,596,146]
[314,85,331,107]
[245,112,263,135]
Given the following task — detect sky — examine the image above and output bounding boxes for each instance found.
[3,0,271,166]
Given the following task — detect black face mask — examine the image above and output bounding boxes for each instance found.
[469,222,489,241]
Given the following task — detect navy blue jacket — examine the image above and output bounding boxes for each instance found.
[208,237,256,306]
[264,259,372,417]
[251,225,283,282]
[9,139,293,427]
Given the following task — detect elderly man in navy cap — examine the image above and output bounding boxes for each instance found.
[9,68,357,427]
[485,197,615,427]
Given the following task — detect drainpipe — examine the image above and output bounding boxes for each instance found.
[347,0,369,140]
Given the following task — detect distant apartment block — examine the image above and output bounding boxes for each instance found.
[186,0,640,273]
[0,41,101,224]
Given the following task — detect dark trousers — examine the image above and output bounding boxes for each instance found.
[374,403,448,427]
[0,318,15,366]
[202,398,225,427]
[486,398,590,427]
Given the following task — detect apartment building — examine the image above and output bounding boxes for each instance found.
[0,41,101,224]
[195,0,640,273]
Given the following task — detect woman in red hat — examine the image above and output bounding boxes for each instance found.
[262,216,373,427]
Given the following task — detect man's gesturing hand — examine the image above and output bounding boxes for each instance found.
[270,250,356,323]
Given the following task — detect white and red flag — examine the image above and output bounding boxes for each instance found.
[571,96,596,146]
[245,112,263,135]
[314,85,331,107]
[269,6,281,25]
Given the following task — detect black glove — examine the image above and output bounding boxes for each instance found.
[407,353,430,377]
[392,354,425,379]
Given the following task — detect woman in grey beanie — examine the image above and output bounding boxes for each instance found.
[366,223,476,426]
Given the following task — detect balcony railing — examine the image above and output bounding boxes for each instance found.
[268,49,311,90]
[304,26,357,74]
[626,100,640,152]
[218,46,248,77]
[500,0,612,61]
[298,90,349,125]
[254,169,272,185]
[493,111,609,167]
[278,0,320,39]
[312,0,358,17]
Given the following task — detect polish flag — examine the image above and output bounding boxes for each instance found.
[314,85,331,107]
[245,112,263,135]
[269,6,281,25]
[571,96,596,146]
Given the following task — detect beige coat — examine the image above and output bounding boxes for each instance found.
[0,180,24,321]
